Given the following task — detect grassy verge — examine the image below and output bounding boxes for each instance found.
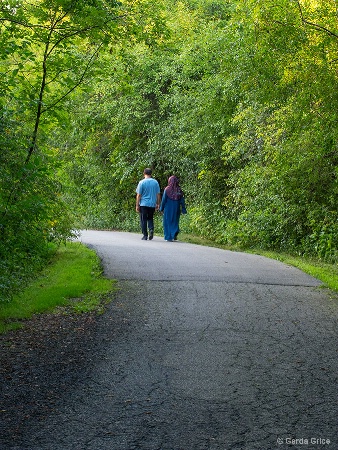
[0,242,116,334]
[180,233,338,293]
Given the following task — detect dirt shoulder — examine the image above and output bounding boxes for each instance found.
[0,304,118,446]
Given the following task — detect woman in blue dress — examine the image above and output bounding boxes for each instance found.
[160,176,187,241]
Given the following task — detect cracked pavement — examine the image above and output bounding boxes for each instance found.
[1,230,337,450]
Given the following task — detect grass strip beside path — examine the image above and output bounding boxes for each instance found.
[0,242,116,334]
[180,234,338,293]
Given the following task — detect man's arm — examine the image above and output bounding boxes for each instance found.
[136,193,141,212]
[156,193,161,210]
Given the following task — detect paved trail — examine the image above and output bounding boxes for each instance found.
[1,230,337,450]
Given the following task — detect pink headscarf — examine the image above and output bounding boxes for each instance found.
[165,176,183,200]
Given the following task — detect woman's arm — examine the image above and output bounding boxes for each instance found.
[159,190,167,211]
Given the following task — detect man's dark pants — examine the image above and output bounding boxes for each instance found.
[139,206,155,238]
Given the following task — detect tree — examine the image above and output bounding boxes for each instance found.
[219,0,338,257]
[0,0,159,299]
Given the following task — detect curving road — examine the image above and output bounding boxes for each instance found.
[2,230,338,450]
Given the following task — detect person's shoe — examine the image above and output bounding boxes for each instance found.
[141,235,148,240]
[149,230,154,240]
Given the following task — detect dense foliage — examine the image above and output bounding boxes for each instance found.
[1,0,338,300]
[0,0,164,299]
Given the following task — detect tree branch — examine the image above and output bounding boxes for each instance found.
[296,0,338,39]
[42,43,103,113]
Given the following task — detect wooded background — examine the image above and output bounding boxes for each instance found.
[1,0,338,300]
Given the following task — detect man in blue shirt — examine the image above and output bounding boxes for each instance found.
[136,168,161,240]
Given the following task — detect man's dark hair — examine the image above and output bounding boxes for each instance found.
[144,168,152,175]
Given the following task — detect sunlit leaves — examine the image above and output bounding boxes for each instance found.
[2,0,338,269]
[218,0,338,258]
[0,0,128,300]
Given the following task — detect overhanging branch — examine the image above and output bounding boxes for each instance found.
[296,0,338,39]
[42,43,103,113]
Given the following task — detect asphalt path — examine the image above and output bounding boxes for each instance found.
[3,230,338,450]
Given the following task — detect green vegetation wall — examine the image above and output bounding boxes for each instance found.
[64,0,338,261]
[0,0,166,300]
[1,0,338,300]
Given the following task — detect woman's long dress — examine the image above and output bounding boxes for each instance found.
[160,191,186,241]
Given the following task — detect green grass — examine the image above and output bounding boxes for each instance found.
[252,251,338,292]
[180,233,338,293]
[0,242,116,334]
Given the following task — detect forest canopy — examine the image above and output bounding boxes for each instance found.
[1,0,338,300]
